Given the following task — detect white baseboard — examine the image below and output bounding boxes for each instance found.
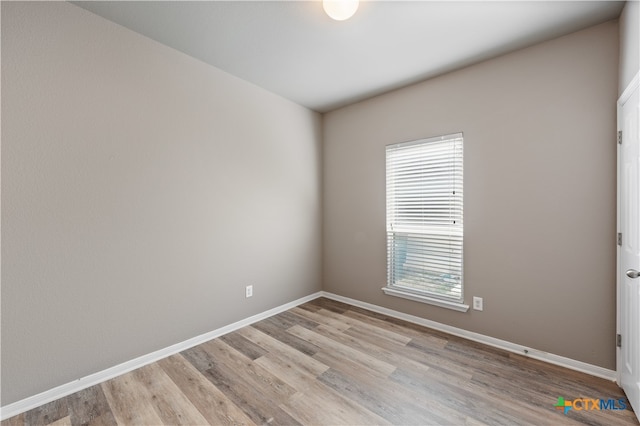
[2,289,617,420]
[0,291,323,421]
[321,291,617,382]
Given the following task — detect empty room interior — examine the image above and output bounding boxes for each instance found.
[2,0,640,425]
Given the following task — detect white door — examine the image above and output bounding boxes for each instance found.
[618,77,640,421]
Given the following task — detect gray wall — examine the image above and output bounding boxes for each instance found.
[619,0,639,95]
[1,2,322,405]
[323,21,619,369]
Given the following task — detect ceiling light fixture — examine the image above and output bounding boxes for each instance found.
[323,0,359,21]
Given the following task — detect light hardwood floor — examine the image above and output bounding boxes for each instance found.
[2,297,638,425]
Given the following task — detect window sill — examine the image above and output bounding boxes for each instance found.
[382,286,470,312]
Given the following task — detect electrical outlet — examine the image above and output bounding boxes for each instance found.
[473,296,483,311]
[245,285,253,298]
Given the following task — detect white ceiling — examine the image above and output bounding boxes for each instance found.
[72,1,624,112]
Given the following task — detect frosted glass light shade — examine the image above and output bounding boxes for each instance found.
[323,0,359,21]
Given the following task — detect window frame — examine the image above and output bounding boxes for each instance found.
[383,133,469,312]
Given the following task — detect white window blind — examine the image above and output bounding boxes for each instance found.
[386,133,463,302]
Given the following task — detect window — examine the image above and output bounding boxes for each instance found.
[384,133,465,310]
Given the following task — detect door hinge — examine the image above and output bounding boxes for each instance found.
[617,333,622,348]
[618,130,622,145]
[618,233,622,246]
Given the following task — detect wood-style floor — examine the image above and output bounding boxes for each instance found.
[2,297,638,426]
